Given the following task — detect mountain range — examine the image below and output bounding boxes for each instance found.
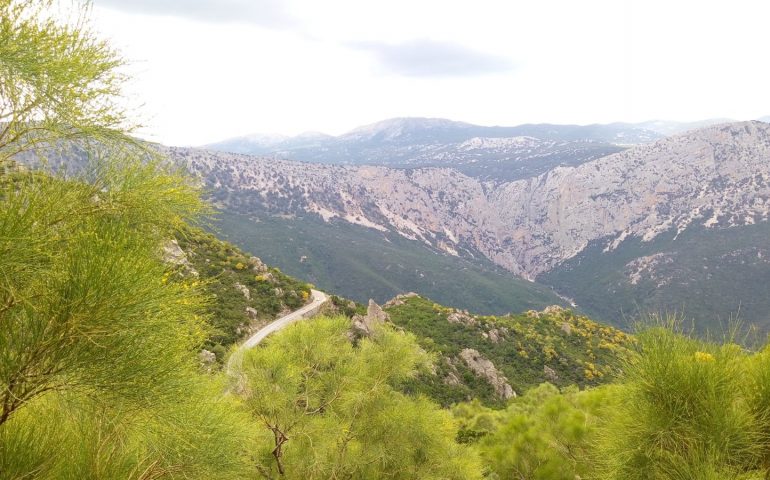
[167,119,770,332]
[15,116,770,332]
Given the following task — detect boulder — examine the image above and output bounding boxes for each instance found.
[459,348,515,400]
[543,305,565,315]
[443,372,462,386]
[544,365,559,383]
[488,328,500,343]
[447,310,477,326]
[249,256,268,273]
[161,239,199,276]
[234,282,250,300]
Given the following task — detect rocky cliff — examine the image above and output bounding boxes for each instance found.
[170,121,770,281]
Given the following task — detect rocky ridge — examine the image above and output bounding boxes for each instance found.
[170,121,770,280]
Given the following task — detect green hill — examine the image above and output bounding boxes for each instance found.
[173,227,312,357]
[381,294,634,407]
[213,212,567,315]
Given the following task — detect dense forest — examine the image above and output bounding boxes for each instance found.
[3,1,770,479]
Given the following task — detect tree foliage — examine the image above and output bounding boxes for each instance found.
[234,316,483,479]
[0,1,255,477]
[0,0,133,163]
[453,383,614,479]
[594,326,770,479]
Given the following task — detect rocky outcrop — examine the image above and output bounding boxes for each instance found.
[384,292,420,308]
[162,239,198,276]
[234,283,250,300]
[544,365,559,383]
[447,310,477,326]
[459,348,515,400]
[249,256,268,273]
[352,299,389,336]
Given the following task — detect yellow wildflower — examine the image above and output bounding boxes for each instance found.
[694,351,715,363]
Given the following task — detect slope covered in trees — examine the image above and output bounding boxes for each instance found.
[174,226,312,356]
[384,294,634,406]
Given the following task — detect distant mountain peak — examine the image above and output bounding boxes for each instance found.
[239,133,288,146]
[342,117,473,141]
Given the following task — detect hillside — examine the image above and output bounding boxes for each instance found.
[382,294,633,407]
[171,227,312,358]
[213,212,567,315]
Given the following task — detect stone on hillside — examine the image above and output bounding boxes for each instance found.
[249,256,268,273]
[161,239,199,276]
[234,282,250,300]
[543,305,565,315]
[444,372,462,386]
[383,292,420,308]
[245,307,258,320]
[262,272,275,283]
[459,348,516,400]
[560,322,572,335]
[447,310,477,326]
[488,328,500,343]
[199,349,216,372]
[544,365,559,383]
[352,299,390,336]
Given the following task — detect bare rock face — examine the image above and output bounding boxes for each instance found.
[234,282,250,300]
[352,299,390,336]
[171,121,770,279]
[459,348,515,400]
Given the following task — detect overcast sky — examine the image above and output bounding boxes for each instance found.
[90,0,770,146]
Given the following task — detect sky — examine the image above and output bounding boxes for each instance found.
[89,0,770,146]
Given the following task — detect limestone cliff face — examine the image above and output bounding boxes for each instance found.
[169,121,770,278]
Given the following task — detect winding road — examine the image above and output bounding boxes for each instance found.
[227,289,328,372]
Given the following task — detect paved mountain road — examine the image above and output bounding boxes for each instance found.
[227,289,328,373]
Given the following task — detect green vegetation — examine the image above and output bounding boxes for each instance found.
[453,383,615,479]
[0,1,254,477]
[8,2,770,480]
[234,316,482,479]
[447,325,770,479]
[595,325,770,479]
[385,294,633,406]
[0,0,134,162]
[541,221,770,335]
[175,226,311,353]
[214,212,566,315]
